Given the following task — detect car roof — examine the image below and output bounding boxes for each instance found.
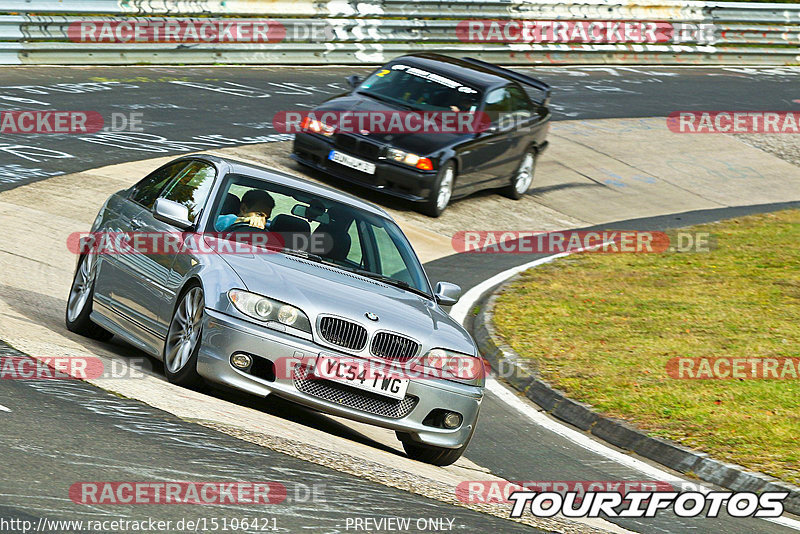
[388,53,512,91]
[185,154,392,219]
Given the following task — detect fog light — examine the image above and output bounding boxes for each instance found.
[231,353,253,369]
[443,412,462,429]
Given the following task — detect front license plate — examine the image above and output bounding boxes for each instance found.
[328,150,376,175]
[314,354,409,400]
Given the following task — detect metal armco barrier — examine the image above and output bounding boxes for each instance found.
[0,1,798,65]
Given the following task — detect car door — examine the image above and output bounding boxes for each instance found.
[94,160,189,341]
[456,87,515,193]
[131,160,218,339]
[504,84,541,171]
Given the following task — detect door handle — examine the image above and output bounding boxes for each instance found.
[129,218,145,230]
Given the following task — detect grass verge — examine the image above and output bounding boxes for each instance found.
[493,210,800,485]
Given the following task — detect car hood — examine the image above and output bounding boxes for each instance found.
[216,249,476,355]
[311,94,473,156]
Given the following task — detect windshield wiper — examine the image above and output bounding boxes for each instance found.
[351,268,432,299]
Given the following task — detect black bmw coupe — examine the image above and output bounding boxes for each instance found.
[291,53,551,217]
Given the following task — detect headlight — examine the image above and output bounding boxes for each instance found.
[228,289,312,334]
[421,348,485,384]
[387,148,434,171]
[277,304,299,326]
[301,116,335,137]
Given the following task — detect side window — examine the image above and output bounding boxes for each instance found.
[160,161,217,222]
[484,88,511,113]
[483,88,512,125]
[129,161,187,209]
[508,85,534,114]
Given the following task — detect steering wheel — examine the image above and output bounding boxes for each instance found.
[226,221,266,232]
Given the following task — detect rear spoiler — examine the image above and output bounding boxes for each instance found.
[460,57,552,107]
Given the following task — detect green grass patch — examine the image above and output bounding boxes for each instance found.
[493,210,800,484]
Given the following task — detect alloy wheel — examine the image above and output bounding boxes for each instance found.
[514,153,535,195]
[67,255,95,323]
[436,167,454,211]
[165,287,204,373]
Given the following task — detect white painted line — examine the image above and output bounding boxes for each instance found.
[0,404,10,412]
[454,253,800,531]
[773,517,800,530]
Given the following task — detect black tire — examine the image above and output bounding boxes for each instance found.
[503,149,537,200]
[163,283,205,389]
[397,431,473,467]
[420,161,456,218]
[65,255,113,341]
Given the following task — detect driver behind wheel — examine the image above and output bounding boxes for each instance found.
[215,189,275,231]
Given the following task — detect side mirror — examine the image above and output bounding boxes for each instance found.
[346,75,363,89]
[153,198,192,230]
[435,281,462,306]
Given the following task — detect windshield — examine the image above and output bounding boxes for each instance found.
[207,173,433,297]
[357,63,481,112]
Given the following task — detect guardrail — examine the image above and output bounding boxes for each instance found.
[1,1,798,65]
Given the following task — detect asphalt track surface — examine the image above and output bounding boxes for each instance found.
[2,65,800,188]
[1,66,799,534]
[0,343,539,534]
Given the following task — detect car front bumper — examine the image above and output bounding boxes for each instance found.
[198,308,483,449]
[292,132,438,202]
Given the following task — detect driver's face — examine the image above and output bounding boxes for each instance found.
[241,203,270,218]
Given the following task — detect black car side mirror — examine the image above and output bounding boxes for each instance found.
[346,75,363,89]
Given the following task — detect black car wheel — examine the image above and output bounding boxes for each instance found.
[421,161,456,217]
[164,284,205,388]
[503,149,537,200]
[65,255,113,341]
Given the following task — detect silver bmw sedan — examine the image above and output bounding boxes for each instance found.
[66,154,484,465]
